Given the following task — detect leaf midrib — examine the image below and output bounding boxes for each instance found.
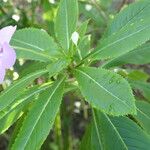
[12,38,45,51]
[92,23,150,58]
[22,78,64,149]
[0,84,51,120]
[76,69,132,110]
[0,69,47,111]
[64,0,69,50]
[92,109,104,150]
[111,3,150,34]
[137,108,150,121]
[105,115,128,149]
[103,44,150,68]
[93,110,128,150]
[12,46,55,61]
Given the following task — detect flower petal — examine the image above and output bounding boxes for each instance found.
[0,61,5,84]
[1,42,16,69]
[0,26,17,45]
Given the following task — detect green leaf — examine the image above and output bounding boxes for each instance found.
[0,69,48,112]
[127,70,149,82]
[80,121,103,150]
[80,124,93,150]
[78,36,91,58]
[79,2,104,26]
[89,1,150,61]
[55,0,78,51]
[107,0,150,36]
[75,35,91,62]
[8,114,27,149]
[93,110,127,150]
[135,100,150,134]
[92,110,150,150]
[77,20,89,39]
[11,77,65,150]
[75,67,136,116]
[103,43,150,68]
[11,28,60,62]
[97,0,111,10]
[90,120,103,150]
[46,58,70,75]
[0,83,51,134]
[19,61,48,78]
[130,80,150,101]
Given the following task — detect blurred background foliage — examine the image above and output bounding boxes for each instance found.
[1,0,146,150]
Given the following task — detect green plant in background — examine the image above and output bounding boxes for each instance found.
[0,0,150,149]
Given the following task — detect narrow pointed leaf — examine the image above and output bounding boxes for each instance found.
[80,124,93,150]
[11,77,65,150]
[46,58,70,75]
[92,110,150,150]
[93,110,127,150]
[19,61,47,78]
[107,0,150,36]
[75,35,91,62]
[91,17,150,60]
[80,122,103,150]
[89,1,150,61]
[0,83,51,134]
[0,58,68,113]
[130,80,150,101]
[8,114,27,149]
[0,69,48,111]
[103,43,150,68]
[55,0,78,51]
[135,100,150,134]
[77,20,89,39]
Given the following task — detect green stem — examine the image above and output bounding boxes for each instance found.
[61,95,73,150]
[81,99,88,120]
[54,112,63,150]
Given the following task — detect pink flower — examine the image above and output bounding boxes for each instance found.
[0,26,17,84]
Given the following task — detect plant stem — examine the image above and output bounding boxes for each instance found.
[61,95,74,150]
[54,112,63,150]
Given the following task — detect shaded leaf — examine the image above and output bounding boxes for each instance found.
[135,100,150,134]
[130,80,150,101]
[80,124,92,150]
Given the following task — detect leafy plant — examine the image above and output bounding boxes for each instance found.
[0,0,150,149]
